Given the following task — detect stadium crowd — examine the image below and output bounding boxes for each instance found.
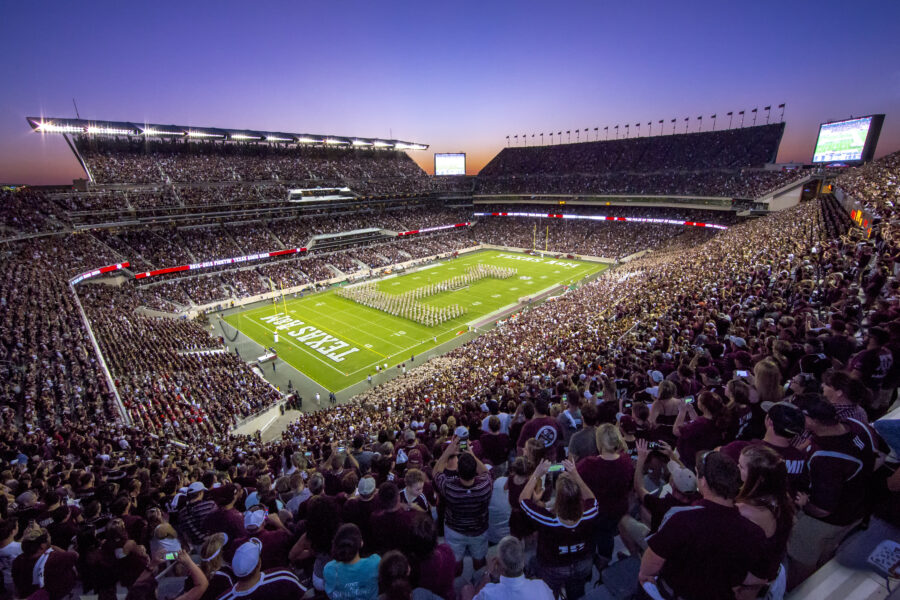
[2,128,900,600]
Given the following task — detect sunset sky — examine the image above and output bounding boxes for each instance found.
[2,0,899,184]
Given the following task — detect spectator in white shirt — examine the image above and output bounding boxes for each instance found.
[464,536,553,600]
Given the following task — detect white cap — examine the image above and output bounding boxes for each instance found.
[187,482,206,494]
[244,509,266,531]
[232,538,263,578]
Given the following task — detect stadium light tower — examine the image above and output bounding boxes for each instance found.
[635,123,640,137]
[684,117,689,133]
[658,120,663,136]
[594,127,598,140]
[506,135,510,147]
[697,116,702,132]
[576,129,580,142]
[764,106,772,124]
[566,130,571,142]
[671,119,676,134]
[540,132,544,145]
[739,110,745,127]
[549,132,554,144]
[779,103,786,122]
[604,126,609,140]
[614,125,618,139]
[711,114,716,130]
[752,108,758,126]
[727,112,733,128]
[624,124,629,138]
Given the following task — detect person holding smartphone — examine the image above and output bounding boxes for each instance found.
[519,458,597,600]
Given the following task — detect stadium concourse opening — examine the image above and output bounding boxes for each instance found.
[5,113,898,600]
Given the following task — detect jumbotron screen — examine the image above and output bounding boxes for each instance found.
[812,116,882,164]
[434,153,466,176]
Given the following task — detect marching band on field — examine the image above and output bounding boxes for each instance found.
[337,264,516,326]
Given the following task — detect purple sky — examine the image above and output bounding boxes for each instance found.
[2,0,899,184]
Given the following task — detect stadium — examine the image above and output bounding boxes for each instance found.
[2,4,900,600]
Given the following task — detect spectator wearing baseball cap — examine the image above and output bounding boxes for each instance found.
[11,525,79,600]
[219,538,305,600]
[238,507,293,573]
[178,482,216,547]
[341,476,379,554]
[640,451,768,600]
[786,395,884,588]
[722,401,809,494]
[618,439,698,557]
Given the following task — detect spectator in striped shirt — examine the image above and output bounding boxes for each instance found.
[178,482,217,548]
[433,436,493,575]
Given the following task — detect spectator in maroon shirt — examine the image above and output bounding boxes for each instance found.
[516,398,565,460]
[673,391,729,470]
[407,513,456,600]
[341,476,379,554]
[519,458,598,600]
[721,401,809,494]
[786,396,882,589]
[204,483,246,552]
[639,450,768,600]
[576,423,634,568]
[618,439,698,557]
[11,526,79,600]
[478,416,511,470]
[370,482,416,555]
[848,326,894,416]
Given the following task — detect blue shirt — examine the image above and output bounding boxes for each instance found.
[323,554,380,600]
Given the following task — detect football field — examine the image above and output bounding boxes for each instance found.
[223,250,607,391]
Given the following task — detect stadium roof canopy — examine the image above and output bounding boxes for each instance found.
[26,117,428,150]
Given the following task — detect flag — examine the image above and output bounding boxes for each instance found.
[778,103,785,108]
[764,106,771,111]
[727,112,733,116]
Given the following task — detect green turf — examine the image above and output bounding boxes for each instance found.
[223,250,607,391]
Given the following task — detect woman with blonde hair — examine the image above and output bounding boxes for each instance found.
[576,424,634,569]
[521,459,598,599]
[753,358,784,407]
[185,532,234,600]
